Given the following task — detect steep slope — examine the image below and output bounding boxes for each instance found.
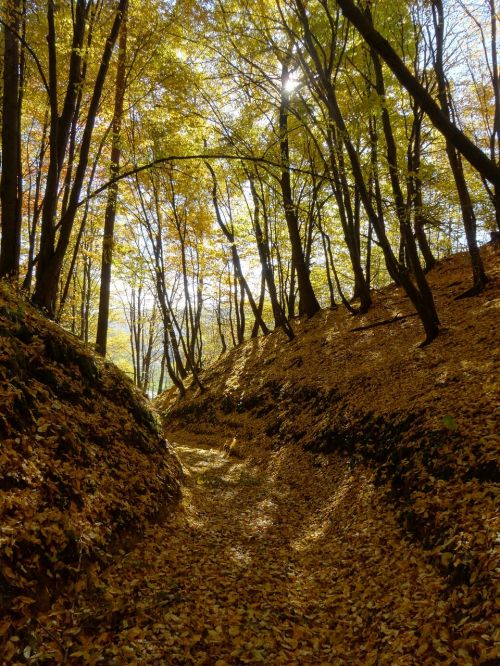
[0,282,182,659]
[158,244,499,662]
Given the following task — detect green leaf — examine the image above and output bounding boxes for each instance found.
[442,415,458,431]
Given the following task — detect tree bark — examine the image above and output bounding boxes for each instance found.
[0,0,22,278]
[407,105,436,272]
[335,0,500,189]
[430,0,488,294]
[369,39,439,328]
[279,59,321,318]
[206,163,270,336]
[292,0,439,342]
[249,174,294,338]
[96,9,128,355]
[33,0,128,316]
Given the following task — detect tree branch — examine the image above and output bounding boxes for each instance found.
[0,18,50,96]
[78,153,331,206]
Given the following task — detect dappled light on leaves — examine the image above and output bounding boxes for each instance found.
[155,246,499,665]
[0,0,499,660]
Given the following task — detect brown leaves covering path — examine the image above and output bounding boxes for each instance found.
[32,431,494,664]
[154,244,500,666]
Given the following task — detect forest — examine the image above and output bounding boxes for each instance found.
[1,1,499,664]
[1,0,499,392]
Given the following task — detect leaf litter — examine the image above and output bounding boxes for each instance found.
[1,246,499,664]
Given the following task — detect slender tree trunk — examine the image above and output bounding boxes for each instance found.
[287,263,296,318]
[249,175,294,338]
[157,353,166,395]
[431,0,488,295]
[319,224,337,308]
[206,163,269,335]
[488,0,500,230]
[33,0,128,316]
[216,278,228,353]
[370,40,439,328]
[279,59,320,318]
[251,274,266,338]
[0,0,22,278]
[96,9,128,355]
[163,332,185,396]
[365,220,372,288]
[237,271,245,344]
[331,143,371,309]
[23,109,49,292]
[326,231,358,314]
[227,262,237,347]
[189,270,204,368]
[408,105,436,271]
[157,280,187,380]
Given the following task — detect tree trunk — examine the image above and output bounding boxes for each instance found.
[294,0,439,343]
[326,125,371,311]
[206,163,270,336]
[279,59,321,318]
[335,0,500,189]
[408,105,436,272]
[23,109,49,292]
[431,0,488,294]
[33,0,128,316]
[318,223,337,308]
[96,9,128,355]
[0,0,22,278]
[249,175,294,338]
[370,39,439,329]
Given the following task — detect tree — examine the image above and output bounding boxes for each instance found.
[428,0,488,294]
[278,56,321,318]
[289,0,440,343]
[206,162,270,337]
[96,6,128,355]
[334,0,500,189]
[32,0,128,317]
[0,0,495,388]
[0,0,23,278]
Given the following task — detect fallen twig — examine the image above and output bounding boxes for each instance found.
[349,312,418,332]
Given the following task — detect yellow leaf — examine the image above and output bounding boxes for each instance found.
[127,626,143,640]
[75,579,86,593]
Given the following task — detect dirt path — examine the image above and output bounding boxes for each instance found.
[38,432,466,665]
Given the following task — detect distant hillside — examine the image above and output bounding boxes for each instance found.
[157,244,499,650]
[0,283,181,655]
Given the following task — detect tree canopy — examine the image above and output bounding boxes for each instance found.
[1,0,498,393]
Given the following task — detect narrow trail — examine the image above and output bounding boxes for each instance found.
[51,432,456,665]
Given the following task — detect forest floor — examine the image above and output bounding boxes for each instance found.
[30,429,490,665]
[153,244,499,666]
[2,245,498,664]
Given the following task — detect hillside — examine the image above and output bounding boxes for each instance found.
[156,244,499,664]
[0,246,498,664]
[0,283,182,660]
